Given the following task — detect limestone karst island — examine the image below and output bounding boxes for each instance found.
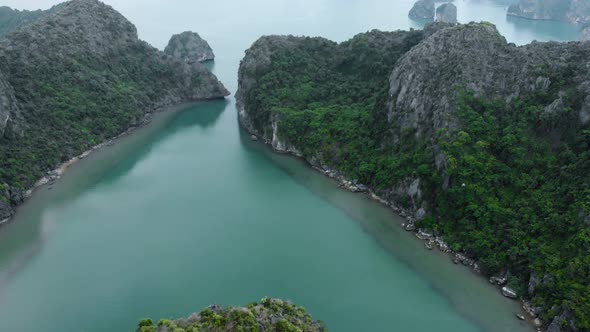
[0,0,588,331]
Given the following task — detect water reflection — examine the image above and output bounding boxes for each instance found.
[0,100,227,290]
[98,100,227,187]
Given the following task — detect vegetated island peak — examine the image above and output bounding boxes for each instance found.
[136,298,326,332]
[0,0,229,224]
[236,22,589,332]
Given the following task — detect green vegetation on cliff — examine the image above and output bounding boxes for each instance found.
[238,26,590,329]
[137,298,326,332]
[0,0,228,214]
[241,30,426,187]
[432,93,590,327]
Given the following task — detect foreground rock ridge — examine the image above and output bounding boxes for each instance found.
[136,298,326,332]
[0,0,229,223]
[237,23,590,331]
[165,31,215,63]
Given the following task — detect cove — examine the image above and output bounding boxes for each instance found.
[0,0,579,331]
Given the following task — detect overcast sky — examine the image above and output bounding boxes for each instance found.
[1,0,204,49]
[1,0,167,10]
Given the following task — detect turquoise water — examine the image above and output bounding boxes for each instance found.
[0,1,578,331]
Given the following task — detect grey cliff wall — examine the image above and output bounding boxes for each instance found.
[165,31,215,63]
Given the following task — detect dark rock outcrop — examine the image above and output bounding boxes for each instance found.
[164,31,215,63]
[508,0,590,25]
[409,0,435,20]
[547,307,577,332]
[0,0,229,222]
[436,3,457,24]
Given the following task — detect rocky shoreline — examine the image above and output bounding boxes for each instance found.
[245,127,540,331]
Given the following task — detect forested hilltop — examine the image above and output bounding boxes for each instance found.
[237,23,590,331]
[0,0,229,222]
[137,298,326,332]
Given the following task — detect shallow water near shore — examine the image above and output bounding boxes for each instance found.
[0,0,579,331]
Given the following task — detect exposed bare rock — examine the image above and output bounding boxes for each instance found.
[165,31,215,63]
[0,0,229,222]
[387,22,590,144]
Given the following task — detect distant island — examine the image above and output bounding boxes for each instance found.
[436,3,457,24]
[409,0,435,20]
[508,0,590,25]
[409,0,458,24]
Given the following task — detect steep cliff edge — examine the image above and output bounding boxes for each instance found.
[387,22,590,143]
[237,23,590,331]
[136,298,325,332]
[0,0,229,221]
[508,0,590,25]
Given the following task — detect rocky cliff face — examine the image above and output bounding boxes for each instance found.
[508,0,590,24]
[0,0,229,221]
[387,22,589,145]
[236,30,424,153]
[236,35,324,147]
[165,31,215,63]
[137,298,325,332]
[237,23,590,332]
